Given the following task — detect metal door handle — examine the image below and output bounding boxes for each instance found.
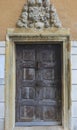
[36,61,38,70]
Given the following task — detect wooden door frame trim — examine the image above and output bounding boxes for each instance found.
[5,28,71,130]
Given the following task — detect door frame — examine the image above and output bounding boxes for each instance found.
[5,28,71,130]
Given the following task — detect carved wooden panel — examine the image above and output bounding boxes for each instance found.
[15,43,62,125]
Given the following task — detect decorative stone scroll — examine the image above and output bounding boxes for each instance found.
[16,0,62,29]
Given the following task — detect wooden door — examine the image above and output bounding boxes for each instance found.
[15,43,62,126]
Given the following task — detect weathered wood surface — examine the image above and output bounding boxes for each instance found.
[16,44,62,124]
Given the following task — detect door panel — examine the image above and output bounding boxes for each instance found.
[16,44,62,125]
[23,68,35,80]
[21,87,35,99]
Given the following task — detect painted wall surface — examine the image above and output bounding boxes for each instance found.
[0,41,77,130]
[71,41,77,130]
[0,0,77,40]
[0,42,5,130]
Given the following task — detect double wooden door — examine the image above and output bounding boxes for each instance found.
[15,43,62,126]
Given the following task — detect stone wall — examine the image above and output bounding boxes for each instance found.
[71,41,77,130]
[0,41,77,130]
[0,42,5,130]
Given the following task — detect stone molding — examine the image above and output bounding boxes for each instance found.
[5,27,71,130]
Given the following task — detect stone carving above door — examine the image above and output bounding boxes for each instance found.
[16,0,62,29]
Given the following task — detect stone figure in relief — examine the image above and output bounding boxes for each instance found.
[17,0,62,29]
[43,0,50,7]
[28,0,36,5]
[36,0,42,5]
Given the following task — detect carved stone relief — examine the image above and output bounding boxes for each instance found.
[17,0,62,29]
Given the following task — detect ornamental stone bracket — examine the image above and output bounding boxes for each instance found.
[16,0,62,29]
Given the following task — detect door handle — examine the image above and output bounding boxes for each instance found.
[36,61,38,70]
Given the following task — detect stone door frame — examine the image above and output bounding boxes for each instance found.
[5,28,71,130]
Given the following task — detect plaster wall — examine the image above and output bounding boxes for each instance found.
[71,41,77,130]
[0,42,5,130]
[0,0,77,40]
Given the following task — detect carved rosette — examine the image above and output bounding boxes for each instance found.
[17,0,62,29]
